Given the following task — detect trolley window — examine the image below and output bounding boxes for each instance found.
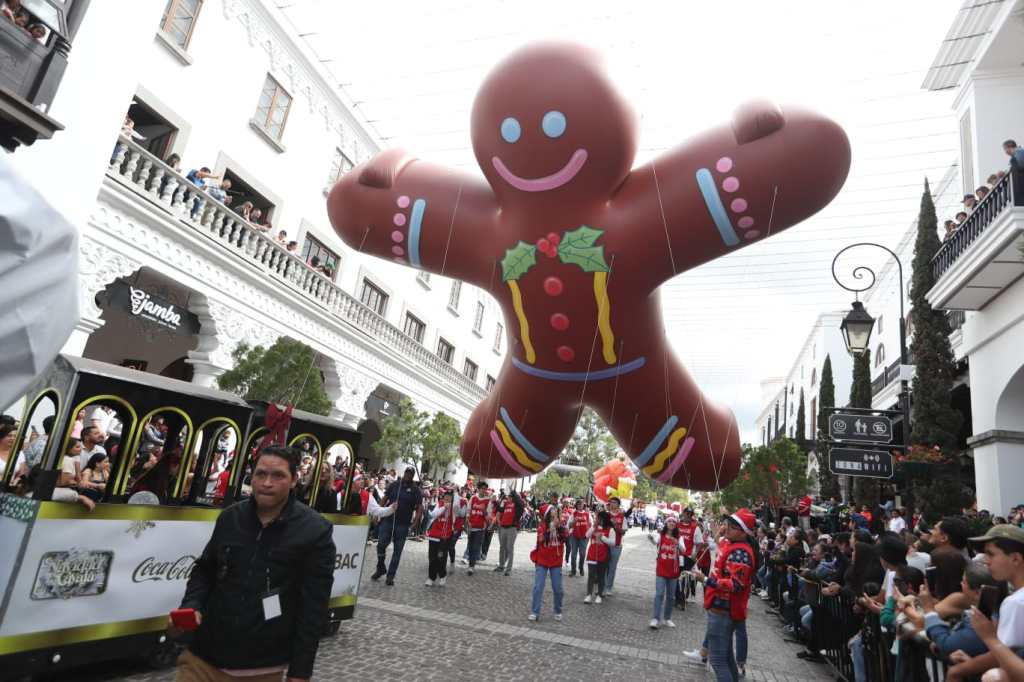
[122,408,192,504]
[2,389,59,491]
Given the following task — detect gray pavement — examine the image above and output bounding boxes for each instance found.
[64,529,833,681]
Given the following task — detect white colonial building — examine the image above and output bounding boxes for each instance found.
[3,0,506,481]
[922,0,1024,514]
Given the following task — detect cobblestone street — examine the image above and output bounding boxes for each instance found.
[74,530,833,682]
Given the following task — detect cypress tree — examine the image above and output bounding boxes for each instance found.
[850,348,872,409]
[795,387,807,452]
[816,355,839,498]
[909,179,962,450]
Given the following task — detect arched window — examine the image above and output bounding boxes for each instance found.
[811,369,817,386]
[875,344,886,366]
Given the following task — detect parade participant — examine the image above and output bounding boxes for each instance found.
[648,514,685,629]
[797,493,813,532]
[677,507,705,604]
[480,489,498,561]
[567,499,591,577]
[465,480,491,575]
[605,497,627,595]
[495,488,524,576]
[529,503,568,622]
[372,466,423,586]
[690,508,756,682]
[584,511,615,604]
[425,489,458,587]
[449,488,469,566]
[170,445,335,682]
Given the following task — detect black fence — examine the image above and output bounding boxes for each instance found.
[762,566,956,681]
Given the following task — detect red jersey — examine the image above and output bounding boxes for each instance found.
[427,503,456,540]
[454,498,468,532]
[677,520,700,557]
[655,532,683,579]
[586,527,611,563]
[702,539,754,621]
[359,488,370,515]
[499,497,518,527]
[468,495,490,529]
[535,522,566,567]
[798,496,812,517]
[572,510,591,539]
[611,510,626,546]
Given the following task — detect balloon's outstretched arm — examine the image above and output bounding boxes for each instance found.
[327,148,500,288]
[608,101,850,292]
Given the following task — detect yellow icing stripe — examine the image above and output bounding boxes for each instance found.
[642,426,689,477]
[594,271,616,365]
[495,420,541,472]
[507,280,536,364]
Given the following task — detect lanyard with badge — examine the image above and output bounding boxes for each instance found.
[261,567,282,621]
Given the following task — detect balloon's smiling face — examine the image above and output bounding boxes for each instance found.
[471,43,637,206]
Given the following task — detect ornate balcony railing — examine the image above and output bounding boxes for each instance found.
[106,137,487,402]
[947,309,966,332]
[931,170,1024,280]
[871,359,901,398]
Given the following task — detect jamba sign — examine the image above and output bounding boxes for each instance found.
[328,42,850,490]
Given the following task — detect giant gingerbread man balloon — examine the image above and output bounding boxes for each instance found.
[328,43,850,491]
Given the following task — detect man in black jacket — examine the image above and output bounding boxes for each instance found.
[171,445,336,682]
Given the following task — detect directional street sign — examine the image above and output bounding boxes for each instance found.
[828,413,894,444]
[828,447,894,479]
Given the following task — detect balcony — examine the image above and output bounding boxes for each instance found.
[928,170,1024,310]
[871,359,901,398]
[105,137,487,402]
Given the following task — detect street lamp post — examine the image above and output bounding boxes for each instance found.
[831,243,911,452]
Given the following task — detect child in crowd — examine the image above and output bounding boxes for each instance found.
[648,513,685,629]
[584,510,614,604]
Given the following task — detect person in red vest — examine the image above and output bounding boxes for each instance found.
[567,499,591,577]
[676,507,704,605]
[605,497,627,595]
[797,494,813,532]
[448,489,469,566]
[647,513,686,629]
[529,504,568,622]
[465,481,492,575]
[424,488,458,587]
[584,510,614,604]
[689,508,757,682]
[494,488,524,576]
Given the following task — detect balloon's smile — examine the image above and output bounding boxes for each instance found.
[491,149,588,192]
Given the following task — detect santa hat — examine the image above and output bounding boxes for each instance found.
[728,508,757,535]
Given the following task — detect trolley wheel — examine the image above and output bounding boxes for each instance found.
[147,640,183,669]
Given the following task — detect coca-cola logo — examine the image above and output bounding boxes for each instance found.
[132,555,196,583]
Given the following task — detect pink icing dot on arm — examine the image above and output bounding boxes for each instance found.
[730,198,748,213]
[722,177,740,193]
[716,157,733,173]
[737,216,754,228]
[393,213,407,226]
[396,195,410,208]
[391,230,405,243]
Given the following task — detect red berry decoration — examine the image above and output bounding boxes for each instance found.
[547,232,561,246]
[537,238,551,253]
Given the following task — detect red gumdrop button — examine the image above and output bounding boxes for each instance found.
[547,232,560,246]
[556,346,575,362]
[550,313,570,331]
[543,277,563,296]
[537,238,551,253]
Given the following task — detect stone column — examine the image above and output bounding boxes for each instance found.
[188,297,281,389]
[321,357,376,429]
[970,431,1024,515]
[64,239,140,356]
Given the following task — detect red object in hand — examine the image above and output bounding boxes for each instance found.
[170,608,199,631]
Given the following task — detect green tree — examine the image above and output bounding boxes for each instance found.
[373,398,427,469]
[531,468,591,499]
[795,387,807,452]
[909,179,963,451]
[816,355,840,498]
[720,439,810,510]
[562,408,620,473]
[633,473,690,506]
[850,348,872,409]
[420,411,462,480]
[217,338,332,415]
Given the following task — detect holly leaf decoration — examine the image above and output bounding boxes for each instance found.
[501,241,538,281]
[558,225,610,273]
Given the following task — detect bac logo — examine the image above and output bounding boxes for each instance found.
[334,553,359,570]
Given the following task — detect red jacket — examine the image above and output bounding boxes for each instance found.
[427,502,456,540]
[678,520,700,558]
[702,539,754,621]
[468,495,490,530]
[586,527,611,563]
[499,497,518,527]
[611,510,625,546]
[359,488,370,515]
[655,532,683,579]
[797,496,812,517]
[534,522,566,568]
[572,510,590,539]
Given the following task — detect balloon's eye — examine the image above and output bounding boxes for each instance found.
[542,111,567,139]
[500,117,521,144]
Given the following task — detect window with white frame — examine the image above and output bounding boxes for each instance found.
[463,358,478,382]
[448,281,461,310]
[160,0,203,50]
[437,338,454,364]
[359,279,388,316]
[253,75,292,143]
[473,301,485,333]
[494,322,503,353]
[485,375,496,392]
[403,313,425,343]
[326,147,354,187]
[875,344,885,367]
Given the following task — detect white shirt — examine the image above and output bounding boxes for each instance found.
[906,551,931,573]
[887,517,907,534]
[882,569,896,600]
[79,443,106,471]
[997,585,1024,648]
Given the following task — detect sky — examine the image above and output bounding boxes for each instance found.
[276,0,964,443]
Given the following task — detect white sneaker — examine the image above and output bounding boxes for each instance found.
[424,579,434,587]
[584,595,592,604]
[554,613,562,621]
[437,577,446,587]
[528,613,538,621]
[665,619,676,628]
[594,595,603,604]
[683,649,705,663]
[649,619,659,630]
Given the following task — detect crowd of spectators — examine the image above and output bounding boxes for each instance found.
[942,139,1024,243]
[2,0,48,43]
[753,496,1024,681]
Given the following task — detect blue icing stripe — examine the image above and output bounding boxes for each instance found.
[499,407,549,463]
[695,168,739,247]
[633,415,679,467]
[408,198,426,266]
[511,356,646,382]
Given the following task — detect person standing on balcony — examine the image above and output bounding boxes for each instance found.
[1004,139,1024,172]
[963,193,978,213]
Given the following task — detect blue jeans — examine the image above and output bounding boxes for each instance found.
[707,611,740,682]
[531,565,564,616]
[800,604,813,633]
[653,576,675,621]
[606,544,622,589]
[376,517,409,578]
[849,632,866,682]
[734,619,747,665]
[467,529,484,566]
[568,536,588,573]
